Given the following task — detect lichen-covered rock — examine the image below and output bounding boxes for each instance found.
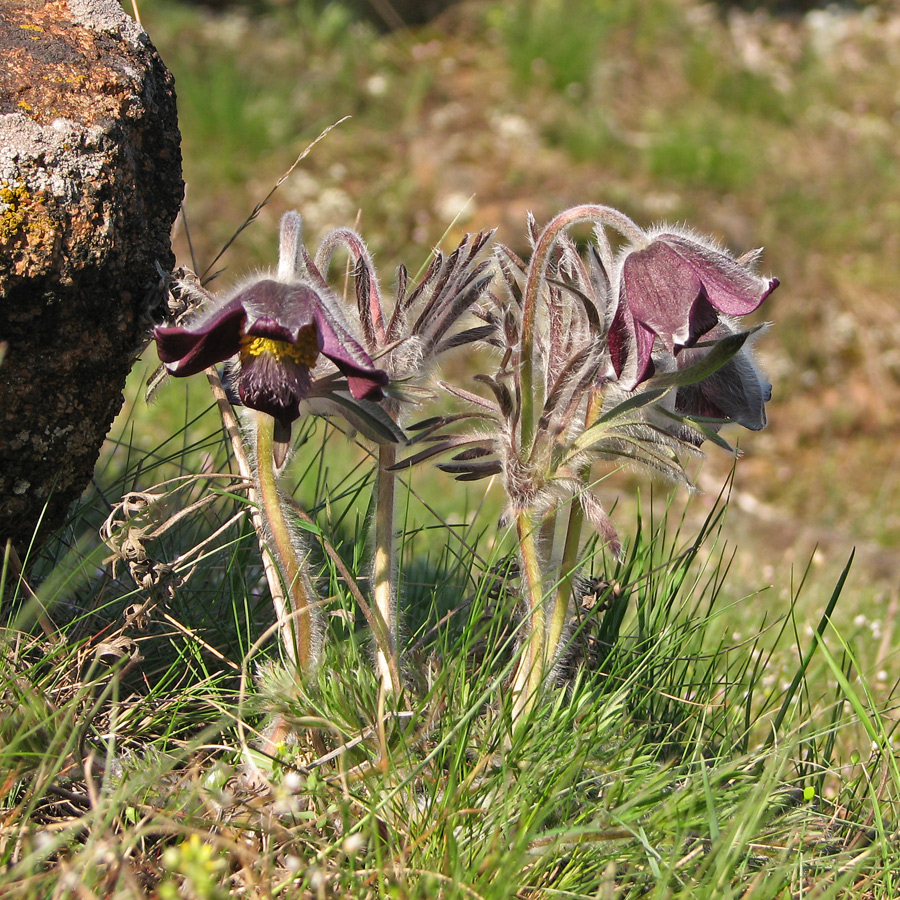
[0,0,183,554]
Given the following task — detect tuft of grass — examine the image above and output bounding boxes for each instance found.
[643,111,760,193]
[494,0,628,94]
[4,381,899,896]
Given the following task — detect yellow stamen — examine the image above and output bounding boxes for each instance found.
[240,325,319,368]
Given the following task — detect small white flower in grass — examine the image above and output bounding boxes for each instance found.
[284,769,303,792]
[34,831,55,852]
[342,833,366,856]
[60,873,81,891]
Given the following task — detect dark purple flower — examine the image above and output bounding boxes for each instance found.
[155,279,389,439]
[610,231,778,387]
[672,319,772,441]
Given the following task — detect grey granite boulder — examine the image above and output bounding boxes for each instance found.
[0,0,182,555]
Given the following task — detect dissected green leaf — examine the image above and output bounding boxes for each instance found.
[644,328,760,391]
[389,435,491,470]
[597,388,668,424]
[654,406,736,453]
[310,392,406,444]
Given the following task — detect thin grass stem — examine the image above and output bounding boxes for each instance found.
[768,549,855,741]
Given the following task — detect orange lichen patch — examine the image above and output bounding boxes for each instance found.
[0,1,135,125]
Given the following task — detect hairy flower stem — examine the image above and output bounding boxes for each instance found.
[519,205,644,452]
[545,505,584,668]
[205,370,290,660]
[373,442,400,691]
[511,510,548,722]
[545,390,605,663]
[512,207,643,716]
[255,413,317,672]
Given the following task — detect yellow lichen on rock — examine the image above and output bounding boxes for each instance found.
[0,181,31,241]
[0,181,52,244]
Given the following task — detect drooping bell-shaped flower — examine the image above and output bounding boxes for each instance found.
[610,229,779,387]
[671,318,772,441]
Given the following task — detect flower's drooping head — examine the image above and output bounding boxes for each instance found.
[671,318,772,442]
[611,229,779,388]
[154,278,389,452]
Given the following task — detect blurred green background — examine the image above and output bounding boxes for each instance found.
[123,0,898,613]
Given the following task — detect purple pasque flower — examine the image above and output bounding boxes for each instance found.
[154,278,389,443]
[670,318,772,443]
[609,228,779,388]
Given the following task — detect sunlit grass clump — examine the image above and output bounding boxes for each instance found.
[1,441,894,898]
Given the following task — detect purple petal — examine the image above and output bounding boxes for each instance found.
[343,368,390,401]
[675,356,771,431]
[659,235,778,318]
[154,298,246,376]
[607,304,631,378]
[622,236,777,358]
[272,419,293,468]
[246,316,300,344]
[608,303,655,387]
[622,242,706,351]
[312,307,389,400]
[238,281,319,340]
[241,280,389,400]
[683,293,720,346]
